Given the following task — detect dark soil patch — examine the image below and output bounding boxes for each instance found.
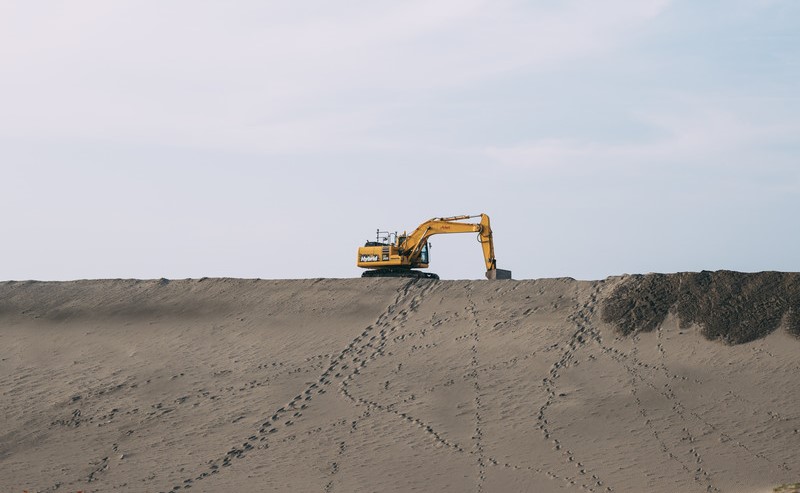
[601,271,800,344]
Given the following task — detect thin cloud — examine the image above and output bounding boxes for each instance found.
[0,0,673,153]
[484,108,799,172]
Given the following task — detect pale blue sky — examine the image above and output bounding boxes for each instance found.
[1,0,798,280]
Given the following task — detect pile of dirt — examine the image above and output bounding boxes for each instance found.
[2,277,800,492]
[601,271,800,344]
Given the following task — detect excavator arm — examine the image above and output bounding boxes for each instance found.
[401,214,497,272]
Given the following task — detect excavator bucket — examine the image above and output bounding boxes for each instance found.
[486,268,512,280]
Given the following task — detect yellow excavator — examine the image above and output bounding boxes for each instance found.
[356,214,511,280]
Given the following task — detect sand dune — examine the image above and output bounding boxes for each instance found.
[1,275,798,492]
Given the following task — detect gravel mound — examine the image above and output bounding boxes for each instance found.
[602,271,800,344]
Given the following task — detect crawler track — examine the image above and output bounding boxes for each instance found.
[361,268,440,280]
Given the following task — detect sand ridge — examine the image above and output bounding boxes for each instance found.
[1,276,798,492]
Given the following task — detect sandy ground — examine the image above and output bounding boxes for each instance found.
[1,277,798,492]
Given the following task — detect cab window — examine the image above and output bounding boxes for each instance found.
[420,243,430,264]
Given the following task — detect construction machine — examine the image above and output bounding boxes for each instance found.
[356,214,512,280]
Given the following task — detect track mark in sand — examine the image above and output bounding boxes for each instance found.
[337,281,474,454]
[703,387,795,473]
[324,439,346,493]
[534,282,612,492]
[86,455,110,484]
[324,459,339,493]
[460,311,609,493]
[717,387,799,431]
[619,344,718,491]
[555,282,739,491]
[602,334,720,492]
[335,282,513,476]
[629,362,709,488]
[340,386,468,453]
[466,297,487,492]
[160,280,432,492]
[337,314,513,476]
[612,321,791,483]
[686,389,794,473]
[653,328,726,481]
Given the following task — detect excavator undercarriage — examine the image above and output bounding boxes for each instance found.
[360,268,440,280]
